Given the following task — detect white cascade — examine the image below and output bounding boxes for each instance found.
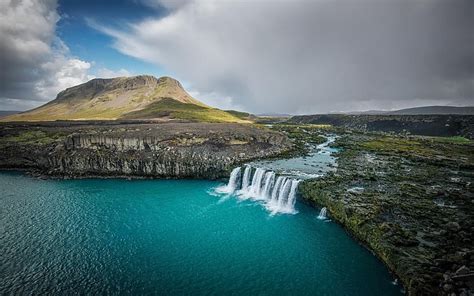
[262,171,275,200]
[241,166,252,191]
[286,180,300,212]
[272,178,294,214]
[217,166,301,214]
[270,176,286,204]
[248,168,266,199]
[217,167,241,194]
[318,207,327,219]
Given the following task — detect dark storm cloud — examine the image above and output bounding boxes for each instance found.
[97,0,473,113]
[0,0,57,102]
[0,0,92,110]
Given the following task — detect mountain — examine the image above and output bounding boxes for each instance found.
[0,111,19,118]
[347,106,474,115]
[344,110,389,115]
[256,113,292,117]
[2,75,248,123]
[387,106,474,115]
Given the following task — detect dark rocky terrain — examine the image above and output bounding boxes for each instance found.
[0,121,291,179]
[2,116,473,296]
[288,114,474,139]
[297,129,474,295]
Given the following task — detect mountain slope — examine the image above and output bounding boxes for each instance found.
[122,98,246,122]
[2,75,248,123]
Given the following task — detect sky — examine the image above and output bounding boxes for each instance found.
[0,0,473,113]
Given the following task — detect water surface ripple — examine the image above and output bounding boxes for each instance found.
[0,172,402,295]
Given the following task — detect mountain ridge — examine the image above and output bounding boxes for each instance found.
[346,105,474,115]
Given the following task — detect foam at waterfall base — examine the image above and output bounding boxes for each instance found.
[214,166,300,215]
[215,167,241,194]
[317,207,327,220]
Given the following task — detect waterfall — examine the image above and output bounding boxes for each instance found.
[248,168,266,199]
[318,207,327,219]
[277,179,292,208]
[216,167,241,194]
[218,166,300,214]
[241,166,252,191]
[262,172,275,200]
[227,167,241,192]
[286,180,300,211]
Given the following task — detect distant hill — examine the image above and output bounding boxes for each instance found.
[1,75,249,123]
[348,106,474,115]
[287,114,474,139]
[224,110,258,121]
[256,113,292,117]
[387,106,474,115]
[0,111,19,118]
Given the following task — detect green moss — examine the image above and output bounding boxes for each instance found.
[425,136,471,144]
[360,137,437,157]
[122,98,250,123]
[359,134,474,164]
[224,110,253,119]
[1,130,66,145]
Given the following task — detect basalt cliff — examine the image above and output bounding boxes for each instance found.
[0,121,291,179]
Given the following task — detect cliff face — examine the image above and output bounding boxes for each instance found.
[0,122,291,178]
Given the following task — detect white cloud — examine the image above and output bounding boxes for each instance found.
[187,89,238,111]
[96,68,132,78]
[35,56,95,100]
[0,0,96,110]
[95,0,474,113]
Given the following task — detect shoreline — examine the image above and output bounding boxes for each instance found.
[2,165,406,293]
[298,196,404,291]
[299,132,474,295]
[0,167,229,181]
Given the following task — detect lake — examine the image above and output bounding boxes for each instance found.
[0,172,402,295]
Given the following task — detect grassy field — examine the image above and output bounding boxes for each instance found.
[122,98,251,123]
[0,130,66,146]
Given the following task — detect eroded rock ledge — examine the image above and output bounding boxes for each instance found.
[0,121,292,179]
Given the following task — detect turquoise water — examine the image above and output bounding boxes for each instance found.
[251,136,338,179]
[0,172,402,295]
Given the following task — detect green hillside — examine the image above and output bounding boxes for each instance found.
[122,98,249,122]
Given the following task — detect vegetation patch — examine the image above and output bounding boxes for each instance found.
[122,98,251,123]
[425,136,471,145]
[263,124,331,158]
[1,130,66,146]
